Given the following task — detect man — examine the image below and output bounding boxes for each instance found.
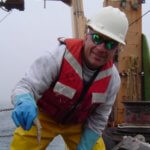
[10,6,128,150]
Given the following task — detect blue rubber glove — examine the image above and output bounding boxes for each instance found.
[77,128,100,150]
[12,93,37,130]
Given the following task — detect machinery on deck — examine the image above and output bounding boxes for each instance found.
[0,0,24,11]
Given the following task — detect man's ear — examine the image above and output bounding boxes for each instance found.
[84,26,90,40]
[85,34,88,40]
[118,44,125,52]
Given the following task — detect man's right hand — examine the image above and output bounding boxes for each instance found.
[11,93,37,130]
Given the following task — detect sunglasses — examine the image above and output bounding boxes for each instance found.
[90,33,118,50]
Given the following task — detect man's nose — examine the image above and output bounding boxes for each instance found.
[95,43,106,50]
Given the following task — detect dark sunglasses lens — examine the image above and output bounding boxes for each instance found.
[91,33,118,50]
[92,34,103,45]
[106,41,118,50]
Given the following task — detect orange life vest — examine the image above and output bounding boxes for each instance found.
[37,39,113,124]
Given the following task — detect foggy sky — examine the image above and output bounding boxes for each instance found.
[0,0,149,108]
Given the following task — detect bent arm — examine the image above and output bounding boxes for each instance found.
[78,65,121,150]
[85,65,121,136]
[11,44,66,105]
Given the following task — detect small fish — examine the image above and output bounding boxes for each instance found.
[33,117,42,144]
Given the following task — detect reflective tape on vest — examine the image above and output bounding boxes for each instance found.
[95,67,112,81]
[64,48,83,79]
[92,93,106,103]
[53,82,76,99]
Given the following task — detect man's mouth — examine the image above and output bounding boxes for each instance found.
[92,51,107,60]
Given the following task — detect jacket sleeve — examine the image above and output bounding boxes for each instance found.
[85,65,121,136]
[11,44,66,105]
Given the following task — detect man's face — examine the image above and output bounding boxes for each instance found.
[83,30,119,70]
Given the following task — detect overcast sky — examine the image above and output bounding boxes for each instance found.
[0,0,150,108]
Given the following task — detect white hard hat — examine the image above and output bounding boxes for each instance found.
[87,6,129,45]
